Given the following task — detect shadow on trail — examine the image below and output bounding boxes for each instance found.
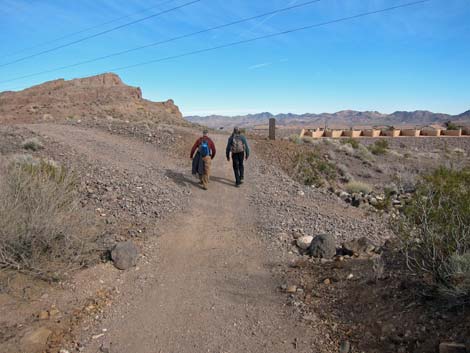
[210,175,236,187]
[165,170,200,188]
[165,170,237,189]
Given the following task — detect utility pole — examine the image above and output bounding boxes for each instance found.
[269,118,276,140]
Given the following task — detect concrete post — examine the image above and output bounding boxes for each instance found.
[269,118,276,140]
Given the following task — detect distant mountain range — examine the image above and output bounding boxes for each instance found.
[186,110,470,129]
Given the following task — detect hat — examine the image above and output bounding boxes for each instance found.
[203,129,209,135]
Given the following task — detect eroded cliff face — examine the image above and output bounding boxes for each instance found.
[0,73,183,124]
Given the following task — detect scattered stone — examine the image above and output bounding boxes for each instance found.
[20,327,52,353]
[296,236,313,250]
[308,234,337,258]
[286,285,298,293]
[439,342,467,353]
[323,278,331,285]
[347,273,354,280]
[111,241,139,270]
[340,340,351,353]
[38,310,49,320]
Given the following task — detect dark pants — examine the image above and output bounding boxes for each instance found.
[232,152,245,185]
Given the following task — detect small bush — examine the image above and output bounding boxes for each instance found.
[0,156,95,280]
[445,121,460,130]
[356,144,375,162]
[341,138,359,149]
[293,151,336,187]
[369,140,389,155]
[336,143,355,156]
[22,137,44,151]
[302,136,315,144]
[289,134,303,144]
[345,180,372,194]
[395,167,470,301]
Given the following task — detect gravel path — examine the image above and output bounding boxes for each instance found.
[24,125,326,353]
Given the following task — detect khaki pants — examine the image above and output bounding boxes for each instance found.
[201,156,212,189]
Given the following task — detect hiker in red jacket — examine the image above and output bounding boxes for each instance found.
[190,129,216,190]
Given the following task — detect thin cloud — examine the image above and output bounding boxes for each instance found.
[248,62,272,70]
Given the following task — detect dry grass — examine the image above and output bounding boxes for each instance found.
[345,180,372,194]
[0,155,96,280]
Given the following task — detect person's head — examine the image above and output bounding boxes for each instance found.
[202,129,209,137]
[233,127,240,135]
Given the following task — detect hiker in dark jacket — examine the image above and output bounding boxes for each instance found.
[190,129,216,190]
[226,127,250,187]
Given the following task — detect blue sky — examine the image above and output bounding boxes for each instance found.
[0,0,469,116]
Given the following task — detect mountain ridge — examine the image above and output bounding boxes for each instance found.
[186,109,470,129]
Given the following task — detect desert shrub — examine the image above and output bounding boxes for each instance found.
[341,138,359,149]
[356,144,375,161]
[395,167,470,301]
[289,134,303,144]
[293,151,336,187]
[302,136,315,144]
[337,163,353,182]
[0,156,95,280]
[336,143,355,156]
[345,180,372,194]
[368,140,389,155]
[21,137,44,151]
[445,121,460,130]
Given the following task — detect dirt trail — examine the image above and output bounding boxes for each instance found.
[27,124,316,353]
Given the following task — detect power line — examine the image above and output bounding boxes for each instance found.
[1,0,181,59]
[0,0,324,84]
[104,0,434,73]
[1,0,431,88]
[0,0,201,69]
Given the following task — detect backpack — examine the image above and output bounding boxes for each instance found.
[231,135,245,154]
[198,139,211,157]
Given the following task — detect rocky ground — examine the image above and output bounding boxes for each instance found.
[0,121,469,353]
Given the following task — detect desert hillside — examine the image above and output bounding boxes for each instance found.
[0,73,183,124]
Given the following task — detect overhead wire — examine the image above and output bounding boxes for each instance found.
[0,0,324,84]
[0,0,201,68]
[1,0,181,59]
[0,0,432,87]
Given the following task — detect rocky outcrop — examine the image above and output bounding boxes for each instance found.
[0,73,184,124]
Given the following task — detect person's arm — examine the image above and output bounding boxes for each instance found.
[226,136,232,160]
[242,136,250,159]
[209,138,216,159]
[190,138,200,159]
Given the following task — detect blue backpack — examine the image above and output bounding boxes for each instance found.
[199,140,211,157]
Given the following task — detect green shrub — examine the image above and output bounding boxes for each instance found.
[369,140,389,155]
[341,138,359,149]
[293,151,336,187]
[445,121,460,130]
[21,137,44,151]
[0,156,95,280]
[344,180,372,194]
[395,167,470,301]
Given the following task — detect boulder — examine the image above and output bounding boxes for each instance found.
[308,234,337,259]
[111,241,139,270]
[296,236,313,250]
[342,237,377,256]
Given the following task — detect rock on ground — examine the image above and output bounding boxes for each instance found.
[111,241,140,270]
[308,234,337,259]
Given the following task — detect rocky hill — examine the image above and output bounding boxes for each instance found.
[0,73,183,124]
[186,109,470,129]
